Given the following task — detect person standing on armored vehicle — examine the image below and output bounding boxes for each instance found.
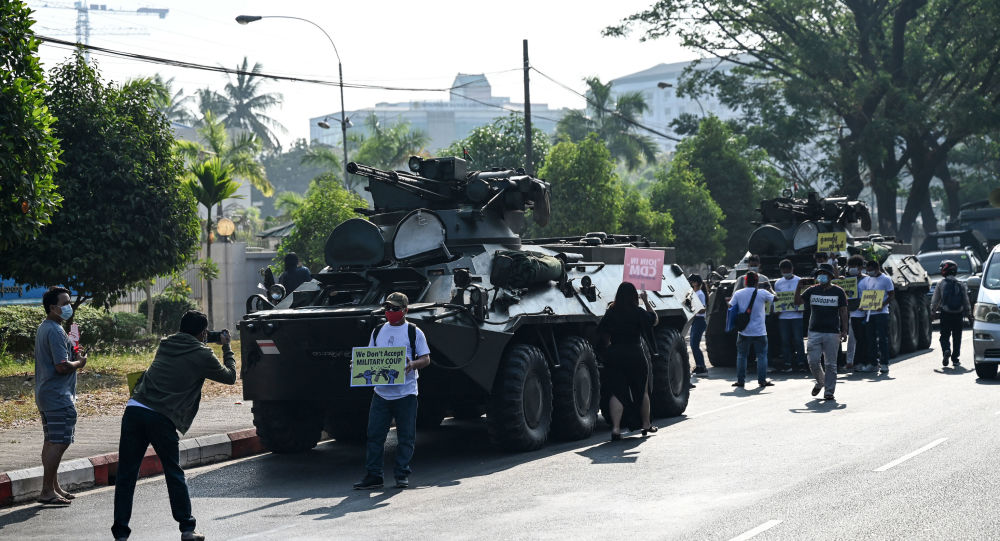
[773,260,806,373]
[862,260,895,375]
[735,254,774,292]
[278,252,311,294]
[795,264,849,400]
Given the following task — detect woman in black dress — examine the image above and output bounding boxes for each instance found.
[598,282,659,441]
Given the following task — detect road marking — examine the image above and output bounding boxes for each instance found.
[874,438,948,472]
[691,398,761,418]
[729,519,782,541]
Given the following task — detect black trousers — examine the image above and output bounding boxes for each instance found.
[851,317,868,366]
[939,312,964,360]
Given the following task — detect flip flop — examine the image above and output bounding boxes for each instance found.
[59,492,76,500]
[37,496,72,506]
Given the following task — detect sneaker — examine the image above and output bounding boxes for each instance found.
[394,477,409,489]
[693,366,708,375]
[181,532,206,541]
[879,363,889,374]
[732,381,744,388]
[845,363,854,372]
[952,358,961,366]
[811,384,823,397]
[823,394,835,401]
[942,357,949,367]
[353,474,384,490]
[759,380,775,387]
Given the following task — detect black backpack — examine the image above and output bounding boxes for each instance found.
[940,279,964,312]
[373,322,418,358]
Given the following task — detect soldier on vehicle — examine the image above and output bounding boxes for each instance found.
[863,260,895,375]
[278,252,311,294]
[795,264,849,400]
[931,259,973,367]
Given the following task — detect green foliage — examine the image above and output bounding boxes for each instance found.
[351,113,430,171]
[0,53,200,307]
[0,305,148,356]
[144,74,195,125]
[138,294,198,336]
[253,139,323,218]
[177,111,272,197]
[221,57,285,150]
[620,185,674,246]
[650,159,726,264]
[278,173,366,271]
[0,0,63,251]
[440,114,550,173]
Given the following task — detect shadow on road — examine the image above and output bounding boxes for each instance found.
[576,436,647,464]
[788,399,847,413]
[0,503,42,530]
[933,366,972,375]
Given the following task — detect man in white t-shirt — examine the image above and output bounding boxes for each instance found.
[354,292,431,491]
[728,271,776,387]
[862,260,895,374]
[773,259,806,372]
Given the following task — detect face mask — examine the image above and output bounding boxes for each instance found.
[848,268,860,276]
[60,304,73,320]
[867,269,878,277]
[783,273,794,280]
[385,309,405,324]
[817,274,830,284]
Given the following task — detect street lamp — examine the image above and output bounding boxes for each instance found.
[236,14,350,190]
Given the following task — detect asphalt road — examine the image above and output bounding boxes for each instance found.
[2,334,997,541]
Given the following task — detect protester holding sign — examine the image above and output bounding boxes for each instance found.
[355,292,431,491]
[795,264,849,400]
[773,260,806,373]
[729,271,776,388]
[862,260,895,375]
[843,255,869,372]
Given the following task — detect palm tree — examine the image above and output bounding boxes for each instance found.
[185,158,242,328]
[195,87,230,120]
[150,74,196,125]
[352,113,429,169]
[221,57,285,150]
[176,111,274,200]
[274,191,305,219]
[555,77,658,170]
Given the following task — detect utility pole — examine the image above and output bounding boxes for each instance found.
[522,39,533,175]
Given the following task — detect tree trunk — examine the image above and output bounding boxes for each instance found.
[873,181,898,237]
[920,194,937,236]
[838,136,864,199]
[205,218,214,329]
[937,160,961,222]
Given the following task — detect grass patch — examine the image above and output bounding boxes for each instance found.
[0,342,243,429]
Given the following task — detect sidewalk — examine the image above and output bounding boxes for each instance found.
[0,396,254,472]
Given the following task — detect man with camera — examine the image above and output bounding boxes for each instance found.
[112,311,237,541]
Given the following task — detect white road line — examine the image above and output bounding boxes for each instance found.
[874,438,948,472]
[690,398,761,419]
[729,519,783,541]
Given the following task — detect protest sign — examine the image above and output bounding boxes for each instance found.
[623,247,664,291]
[351,346,407,387]
[859,290,885,311]
[817,232,847,253]
[773,290,803,313]
[832,277,858,299]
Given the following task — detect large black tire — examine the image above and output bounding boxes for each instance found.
[975,362,998,379]
[324,400,370,442]
[916,294,932,349]
[253,400,324,453]
[651,326,690,418]
[487,344,553,451]
[888,298,902,358]
[551,336,600,441]
[898,293,919,354]
[706,332,737,368]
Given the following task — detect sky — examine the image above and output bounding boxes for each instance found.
[29,0,697,149]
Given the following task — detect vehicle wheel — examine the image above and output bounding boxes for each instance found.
[898,294,919,354]
[487,344,552,451]
[975,362,998,379]
[416,397,447,429]
[888,298,902,358]
[916,294,932,349]
[324,400,370,442]
[551,335,600,441]
[253,400,324,453]
[651,326,690,418]
[706,332,737,368]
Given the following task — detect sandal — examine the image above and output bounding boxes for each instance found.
[641,426,658,436]
[610,432,623,441]
[37,496,72,506]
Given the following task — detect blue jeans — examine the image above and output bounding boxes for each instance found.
[365,393,418,479]
[689,317,707,368]
[867,313,890,365]
[112,406,195,539]
[778,318,805,369]
[736,334,769,385]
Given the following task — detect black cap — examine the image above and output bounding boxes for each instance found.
[814,263,835,277]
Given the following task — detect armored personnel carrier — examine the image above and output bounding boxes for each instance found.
[703,192,932,367]
[239,156,700,453]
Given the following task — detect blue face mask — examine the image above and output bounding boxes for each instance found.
[817,274,830,284]
[60,304,73,320]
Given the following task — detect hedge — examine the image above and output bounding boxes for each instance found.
[0,304,149,357]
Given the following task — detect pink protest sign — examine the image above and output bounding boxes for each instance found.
[623,247,664,291]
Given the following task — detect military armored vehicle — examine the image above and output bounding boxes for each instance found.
[704,192,932,367]
[239,156,700,453]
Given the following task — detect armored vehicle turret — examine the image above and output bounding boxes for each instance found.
[703,192,932,367]
[239,156,700,453]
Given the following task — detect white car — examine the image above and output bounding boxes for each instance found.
[972,244,1000,378]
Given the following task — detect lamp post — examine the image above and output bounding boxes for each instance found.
[236,14,349,189]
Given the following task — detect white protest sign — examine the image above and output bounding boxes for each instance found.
[623,247,664,291]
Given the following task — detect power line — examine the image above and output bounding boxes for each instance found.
[530,66,681,142]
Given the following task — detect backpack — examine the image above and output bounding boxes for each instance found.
[373,322,418,359]
[490,250,565,289]
[940,279,964,313]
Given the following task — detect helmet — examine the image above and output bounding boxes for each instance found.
[940,260,958,276]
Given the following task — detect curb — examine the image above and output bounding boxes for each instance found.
[0,428,264,507]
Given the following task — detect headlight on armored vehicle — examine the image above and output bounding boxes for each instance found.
[974,303,1000,323]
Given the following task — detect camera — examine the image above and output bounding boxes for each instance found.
[206,329,229,343]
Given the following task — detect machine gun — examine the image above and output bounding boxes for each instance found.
[757,191,872,230]
[348,156,551,225]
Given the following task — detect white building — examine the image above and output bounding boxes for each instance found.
[609,59,740,152]
[309,74,565,154]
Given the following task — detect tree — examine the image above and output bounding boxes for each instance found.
[440,114,550,173]
[0,0,63,251]
[351,113,429,170]
[649,159,726,264]
[221,57,285,150]
[278,174,366,271]
[0,52,200,308]
[176,111,274,199]
[620,184,674,246]
[185,158,241,327]
[554,77,658,170]
[274,191,305,218]
[146,74,195,125]
[195,87,229,119]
